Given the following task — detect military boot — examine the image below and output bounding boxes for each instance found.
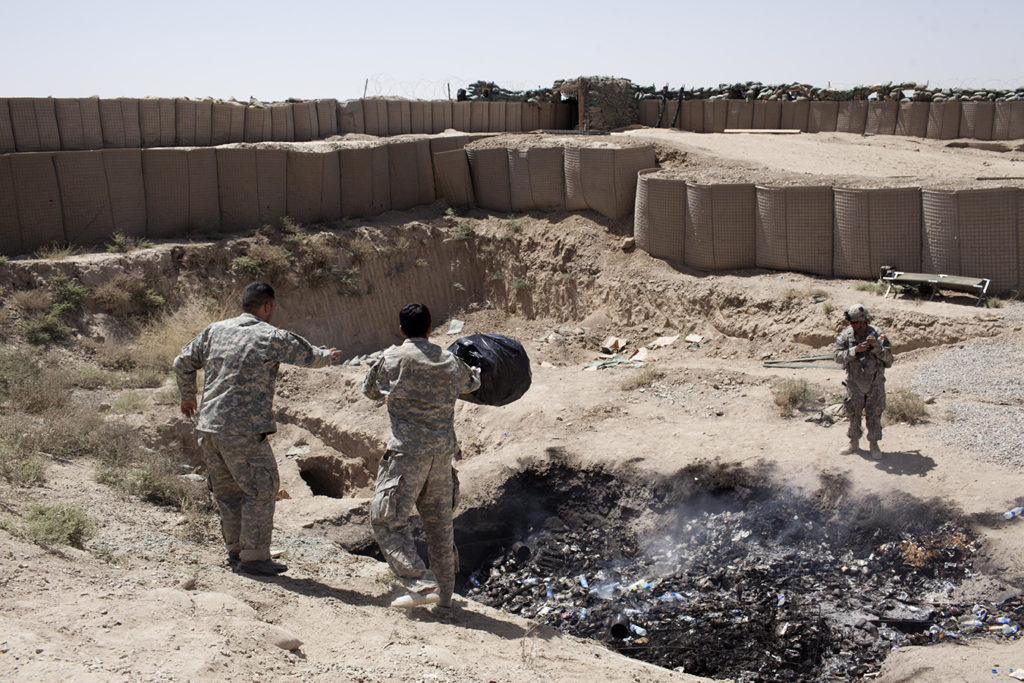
[840,439,859,455]
[869,441,882,458]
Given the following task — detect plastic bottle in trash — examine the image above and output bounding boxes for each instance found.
[960,619,984,631]
[1002,624,1020,636]
[1004,507,1024,520]
[629,623,647,637]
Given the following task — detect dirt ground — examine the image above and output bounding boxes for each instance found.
[3,130,1024,682]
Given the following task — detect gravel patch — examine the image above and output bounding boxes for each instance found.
[912,329,1024,468]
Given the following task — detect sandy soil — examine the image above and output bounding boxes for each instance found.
[3,130,1024,682]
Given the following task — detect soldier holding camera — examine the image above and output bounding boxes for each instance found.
[834,304,894,458]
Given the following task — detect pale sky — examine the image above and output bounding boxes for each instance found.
[3,0,1021,101]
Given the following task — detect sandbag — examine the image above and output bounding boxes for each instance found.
[470,101,488,133]
[538,102,556,130]
[102,149,146,237]
[447,334,531,406]
[193,100,212,146]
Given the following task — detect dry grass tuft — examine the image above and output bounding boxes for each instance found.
[11,289,53,313]
[771,378,821,417]
[122,296,233,371]
[883,388,928,425]
[619,365,665,391]
[90,273,166,317]
[24,504,94,548]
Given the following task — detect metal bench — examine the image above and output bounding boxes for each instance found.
[880,267,990,305]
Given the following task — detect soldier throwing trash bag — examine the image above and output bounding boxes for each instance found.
[362,303,481,609]
[833,304,893,458]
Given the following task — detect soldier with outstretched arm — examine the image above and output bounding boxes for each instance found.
[173,281,342,575]
[833,304,894,458]
[362,302,481,609]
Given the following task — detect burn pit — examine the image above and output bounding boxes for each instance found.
[455,455,1023,681]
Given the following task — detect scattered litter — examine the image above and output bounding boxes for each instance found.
[583,355,643,371]
[446,319,465,335]
[285,445,311,457]
[684,333,703,344]
[601,336,627,353]
[179,473,205,483]
[540,361,555,368]
[650,335,679,348]
[1009,668,1024,680]
[1004,507,1024,520]
[628,347,650,362]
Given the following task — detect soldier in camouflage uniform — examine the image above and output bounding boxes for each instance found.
[833,304,893,458]
[174,282,341,576]
[362,302,481,608]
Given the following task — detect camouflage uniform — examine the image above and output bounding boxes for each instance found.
[833,323,894,443]
[362,337,480,606]
[174,312,333,562]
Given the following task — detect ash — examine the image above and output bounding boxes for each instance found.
[460,463,1021,681]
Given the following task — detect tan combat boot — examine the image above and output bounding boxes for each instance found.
[869,441,881,458]
[841,439,859,455]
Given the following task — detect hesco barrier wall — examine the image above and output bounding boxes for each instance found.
[634,174,1024,294]
[0,97,574,153]
[638,98,1024,141]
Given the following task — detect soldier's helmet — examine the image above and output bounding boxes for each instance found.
[844,304,871,322]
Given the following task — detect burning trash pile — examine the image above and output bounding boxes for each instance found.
[459,463,1022,681]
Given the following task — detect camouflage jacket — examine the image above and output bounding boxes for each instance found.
[833,324,894,389]
[362,338,481,456]
[174,313,333,435]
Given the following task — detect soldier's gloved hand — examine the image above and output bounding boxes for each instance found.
[180,399,198,419]
[329,348,342,364]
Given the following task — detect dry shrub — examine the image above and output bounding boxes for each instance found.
[0,350,72,413]
[96,448,211,511]
[24,504,94,548]
[619,365,665,391]
[883,388,928,425]
[0,438,47,486]
[90,273,166,317]
[771,378,820,417]
[231,242,292,283]
[11,289,53,313]
[125,296,232,370]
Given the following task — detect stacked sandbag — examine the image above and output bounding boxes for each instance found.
[685,183,757,270]
[634,170,685,261]
[139,98,176,147]
[564,145,657,218]
[286,150,341,223]
[756,186,834,276]
[386,140,434,211]
[922,188,1022,294]
[836,101,868,134]
[102,149,146,237]
[339,145,390,216]
[211,100,246,145]
[9,98,61,152]
[55,98,103,150]
[926,101,961,140]
[54,151,114,244]
[507,147,565,211]
[833,188,921,279]
[10,153,64,252]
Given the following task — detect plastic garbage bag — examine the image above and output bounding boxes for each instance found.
[447,333,531,406]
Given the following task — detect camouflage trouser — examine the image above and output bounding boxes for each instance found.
[845,378,886,443]
[197,431,279,563]
[370,450,457,605]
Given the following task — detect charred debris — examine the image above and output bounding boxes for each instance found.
[453,457,1021,681]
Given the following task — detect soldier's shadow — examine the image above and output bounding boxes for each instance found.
[863,449,935,476]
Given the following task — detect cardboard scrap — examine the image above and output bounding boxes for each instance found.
[628,347,651,362]
[447,318,465,334]
[601,336,627,353]
[684,333,703,343]
[650,335,679,348]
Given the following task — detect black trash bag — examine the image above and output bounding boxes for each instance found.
[447,333,531,406]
